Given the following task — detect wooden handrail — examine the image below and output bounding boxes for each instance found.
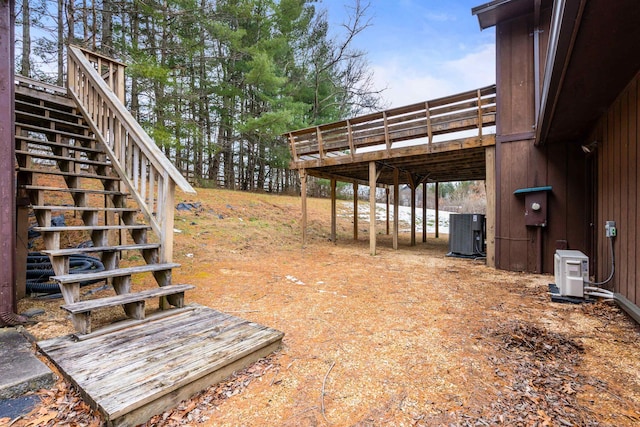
[67,46,195,263]
[287,85,496,162]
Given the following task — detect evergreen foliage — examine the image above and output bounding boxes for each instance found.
[14,0,385,192]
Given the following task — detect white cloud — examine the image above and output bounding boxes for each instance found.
[372,43,496,108]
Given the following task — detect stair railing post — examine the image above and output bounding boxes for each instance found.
[160,177,175,264]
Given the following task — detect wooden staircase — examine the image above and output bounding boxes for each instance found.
[15,46,197,336]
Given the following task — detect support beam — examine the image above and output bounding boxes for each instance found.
[385,187,390,235]
[408,174,416,246]
[369,161,376,255]
[485,146,496,267]
[435,182,440,239]
[0,0,19,323]
[422,183,427,243]
[330,178,337,243]
[300,169,307,246]
[393,168,399,250]
[353,183,358,240]
[16,198,29,300]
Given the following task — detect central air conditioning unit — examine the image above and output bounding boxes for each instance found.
[448,213,485,256]
[554,250,589,297]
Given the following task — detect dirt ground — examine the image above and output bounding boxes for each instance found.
[8,188,640,426]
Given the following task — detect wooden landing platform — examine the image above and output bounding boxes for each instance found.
[37,305,284,427]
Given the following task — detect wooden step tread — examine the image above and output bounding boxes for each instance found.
[17,167,120,181]
[16,109,90,132]
[16,135,104,154]
[33,224,150,232]
[17,122,95,141]
[61,284,195,314]
[15,98,85,123]
[53,263,181,284]
[42,243,160,257]
[21,185,128,196]
[16,150,111,167]
[72,306,196,341]
[32,205,138,213]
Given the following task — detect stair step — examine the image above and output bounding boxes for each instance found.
[21,185,128,197]
[15,98,85,124]
[41,243,160,257]
[16,122,95,142]
[16,150,111,168]
[53,263,181,284]
[14,83,75,111]
[16,135,105,154]
[61,284,195,314]
[16,109,90,134]
[17,167,120,181]
[32,205,138,214]
[61,283,194,334]
[72,306,196,341]
[33,224,150,233]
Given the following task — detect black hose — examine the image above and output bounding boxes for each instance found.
[26,252,106,294]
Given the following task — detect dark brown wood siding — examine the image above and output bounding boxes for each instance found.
[591,72,640,305]
[495,10,590,273]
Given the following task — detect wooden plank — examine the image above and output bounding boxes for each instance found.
[485,147,496,267]
[15,150,110,168]
[32,205,137,213]
[22,185,128,196]
[369,161,377,255]
[393,168,399,250]
[17,167,120,181]
[33,224,149,232]
[53,262,181,284]
[74,307,197,341]
[353,183,358,240]
[330,179,337,242]
[37,305,283,427]
[300,169,307,245]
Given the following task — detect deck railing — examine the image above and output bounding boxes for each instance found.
[67,45,195,263]
[287,85,496,164]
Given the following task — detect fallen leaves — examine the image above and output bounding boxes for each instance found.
[9,381,102,427]
[142,354,280,426]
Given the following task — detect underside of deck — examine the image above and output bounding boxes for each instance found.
[37,304,283,427]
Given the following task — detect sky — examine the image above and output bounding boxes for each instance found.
[318,0,496,109]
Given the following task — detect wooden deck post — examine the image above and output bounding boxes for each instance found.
[0,0,17,317]
[422,183,427,242]
[393,168,399,250]
[408,175,416,247]
[485,146,496,267]
[353,183,358,240]
[330,178,337,243]
[435,182,440,239]
[300,169,307,246]
[386,187,390,235]
[369,161,377,255]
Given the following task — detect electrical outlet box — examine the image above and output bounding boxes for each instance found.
[605,221,617,237]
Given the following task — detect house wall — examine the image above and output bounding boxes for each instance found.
[590,72,640,306]
[494,10,591,273]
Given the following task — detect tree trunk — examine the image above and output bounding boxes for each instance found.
[20,0,30,76]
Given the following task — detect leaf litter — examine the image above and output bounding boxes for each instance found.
[13,187,640,426]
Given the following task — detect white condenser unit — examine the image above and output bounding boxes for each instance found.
[554,250,589,297]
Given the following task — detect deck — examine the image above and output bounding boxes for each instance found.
[285,85,497,254]
[287,85,496,185]
[37,305,283,427]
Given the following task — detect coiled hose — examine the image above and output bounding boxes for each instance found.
[26,252,105,294]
